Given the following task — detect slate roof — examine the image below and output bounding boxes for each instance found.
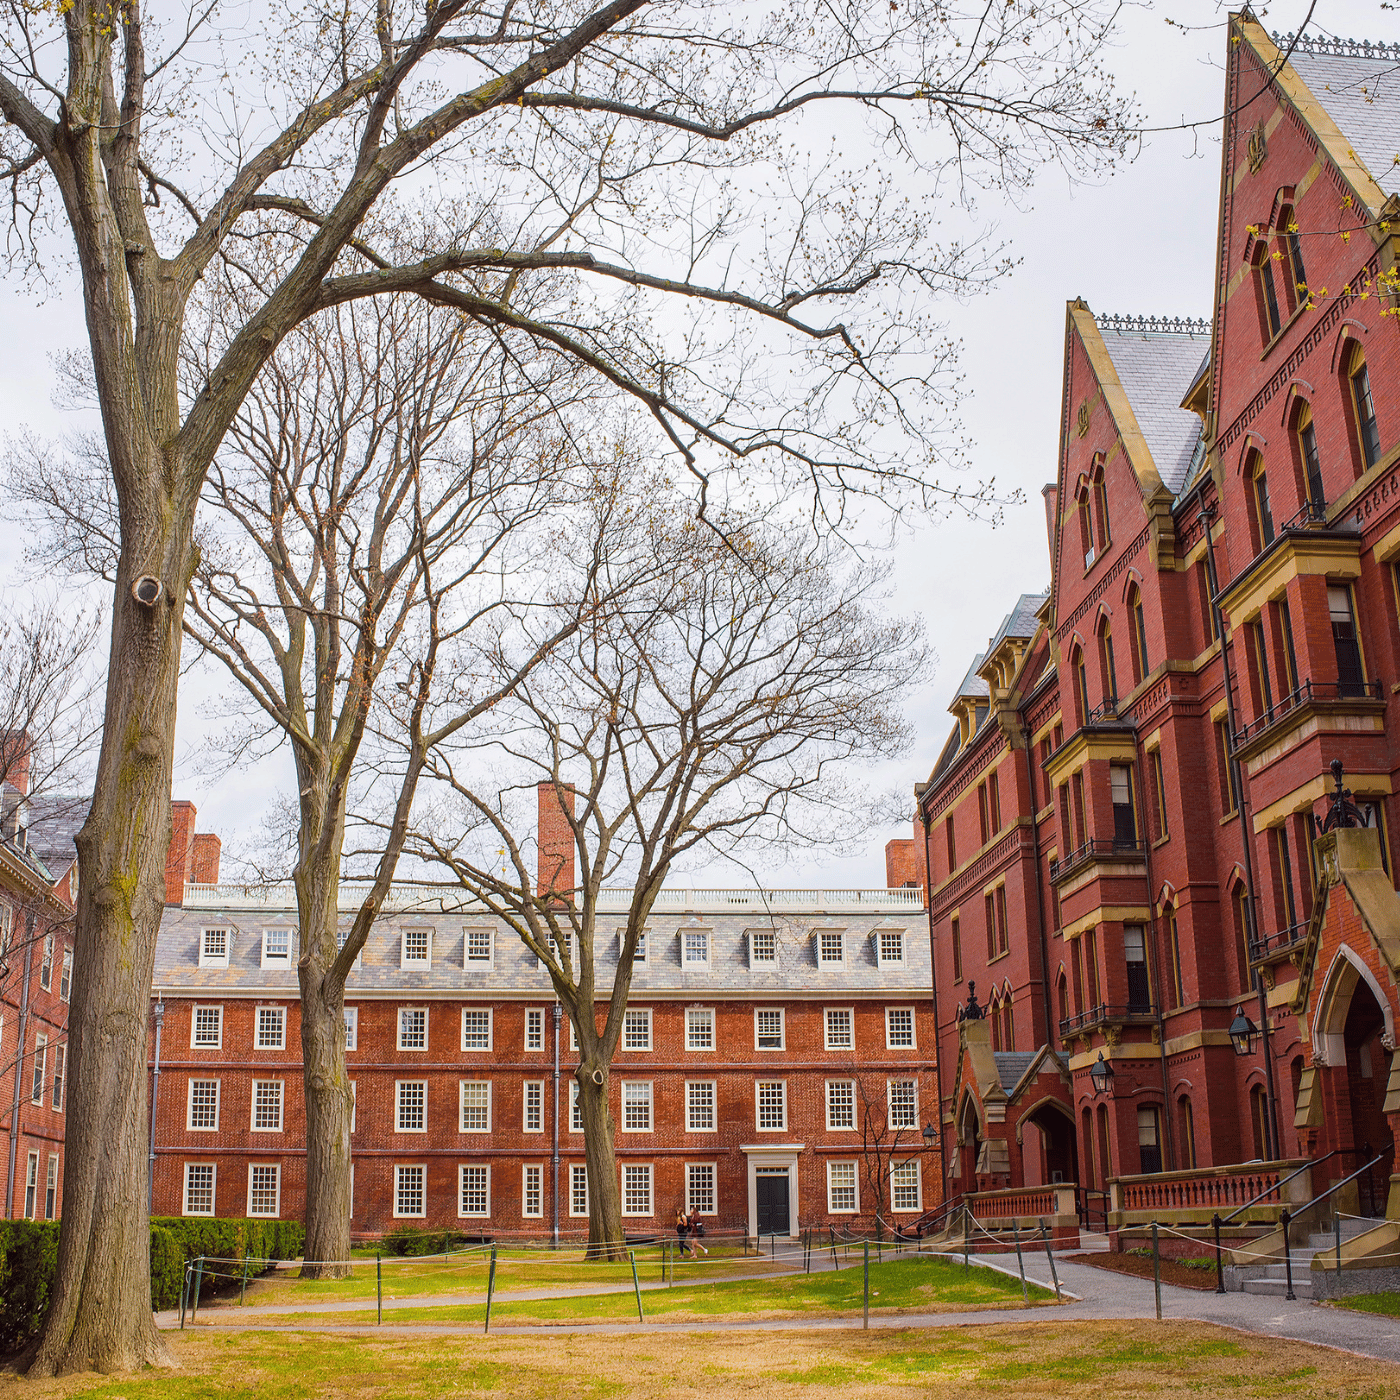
[24,793,86,877]
[929,724,964,785]
[153,890,931,1001]
[952,654,989,701]
[1097,319,1211,494]
[984,593,1048,656]
[992,1051,1038,1092]
[1285,41,1400,199]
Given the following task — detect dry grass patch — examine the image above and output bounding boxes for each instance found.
[0,1321,1394,1399]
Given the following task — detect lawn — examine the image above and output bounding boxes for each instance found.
[3,1321,1394,1398]
[201,1255,1053,1328]
[1329,1291,1400,1318]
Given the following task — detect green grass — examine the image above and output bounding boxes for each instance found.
[1330,1290,1400,1317]
[205,1255,1054,1327]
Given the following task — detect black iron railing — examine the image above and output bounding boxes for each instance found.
[1250,918,1310,960]
[1277,499,1329,532]
[1084,697,1124,725]
[1049,838,1147,883]
[1058,1002,1156,1036]
[1234,676,1384,747]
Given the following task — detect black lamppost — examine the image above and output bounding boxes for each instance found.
[1089,1051,1114,1097]
[1228,1006,1259,1057]
[922,1122,936,1149]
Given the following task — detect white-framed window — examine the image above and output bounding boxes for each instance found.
[570,1081,583,1132]
[464,926,493,965]
[256,1005,286,1050]
[395,1164,426,1217]
[827,1160,858,1213]
[459,1164,490,1217]
[877,929,905,965]
[0,903,12,959]
[756,1079,786,1131]
[39,934,53,990]
[632,931,648,963]
[344,1006,359,1052]
[248,1164,281,1217]
[886,1007,915,1049]
[524,1080,544,1132]
[58,948,72,1003]
[350,1080,357,1133]
[686,1080,716,1132]
[887,1079,918,1130]
[622,1008,652,1051]
[826,1079,855,1130]
[682,928,709,965]
[401,927,432,969]
[460,1008,493,1051]
[748,929,777,965]
[622,1080,652,1132]
[818,930,844,963]
[22,1151,37,1220]
[397,1080,427,1132]
[398,1006,427,1050]
[261,927,293,968]
[525,1008,544,1051]
[459,1080,491,1132]
[755,1008,784,1050]
[685,1007,714,1050]
[335,925,364,972]
[824,1007,853,1051]
[686,1162,716,1215]
[51,1045,64,1112]
[183,1162,216,1217]
[30,1035,45,1105]
[199,927,229,968]
[522,1164,543,1218]
[187,1078,220,1131]
[570,1163,589,1217]
[252,1079,284,1131]
[890,1160,922,1212]
[622,1163,652,1216]
[192,1004,222,1049]
[44,1153,57,1220]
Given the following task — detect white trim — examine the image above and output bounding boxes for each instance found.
[889,1159,924,1213]
[886,1078,918,1132]
[569,1162,589,1217]
[685,1006,715,1051]
[396,1079,428,1133]
[260,926,294,969]
[458,1079,492,1133]
[183,1161,217,1217]
[739,1144,804,1239]
[247,1162,282,1217]
[524,1007,545,1052]
[251,1078,284,1132]
[463,925,494,968]
[622,1007,653,1052]
[825,1077,856,1131]
[457,1162,491,1218]
[822,1006,855,1052]
[685,1161,718,1215]
[397,1005,428,1051]
[874,927,906,967]
[885,1005,917,1050]
[523,1079,545,1132]
[187,1077,221,1132]
[191,1003,224,1049]
[754,1007,785,1051]
[254,1004,287,1050]
[400,926,433,970]
[198,927,230,968]
[755,1078,787,1131]
[344,1005,359,1051]
[621,1079,653,1133]
[620,1162,654,1216]
[394,1163,427,1217]
[521,1163,544,1218]
[685,1079,717,1133]
[460,1007,494,1052]
[826,1158,859,1213]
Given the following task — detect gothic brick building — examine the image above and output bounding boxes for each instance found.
[904,19,1400,1223]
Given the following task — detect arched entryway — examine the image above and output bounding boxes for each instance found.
[956,1092,982,1192]
[1019,1098,1078,1186]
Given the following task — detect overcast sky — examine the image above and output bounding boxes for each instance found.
[0,0,1381,889]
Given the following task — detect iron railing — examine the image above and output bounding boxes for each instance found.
[1058,1001,1156,1036]
[1234,676,1384,747]
[1277,499,1329,532]
[1050,837,1147,883]
[1250,918,1310,960]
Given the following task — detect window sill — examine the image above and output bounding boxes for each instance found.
[1219,810,1239,826]
[1152,834,1171,851]
[987,949,1011,966]
[1258,301,1307,361]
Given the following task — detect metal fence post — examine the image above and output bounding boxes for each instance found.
[1212,1213,1225,1294]
[1039,1223,1062,1303]
[862,1240,869,1330]
[963,1205,970,1273]
[484,1245,498,1333]
[1281,1210,1295,1302]
[630,1249,644,1323]
[179,1263,190,1329]
[1011,1223,1027,1304]
[1335,1214,1343,1279]
[191,1256,205,1322]
[376,1253,382,1325]
[1151,1222,1162,1322]
[240,1249,250,1306]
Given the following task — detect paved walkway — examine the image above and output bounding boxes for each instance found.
[159,1251,1400,1364]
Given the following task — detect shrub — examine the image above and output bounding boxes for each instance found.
[380,1225,475,1257]
[0,1221,58,1354]
[148,1225,185,1311]
[150,1218,306,1299]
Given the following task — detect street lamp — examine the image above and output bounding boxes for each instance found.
[1228,1006,1259,1057]
[921,1122,936,1148]
[1089,1051,1114,1097]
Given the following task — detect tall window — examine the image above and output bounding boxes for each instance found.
[687,1163,716,1214]
[686,1008,715,1049]
[256,1006,286,1050]
[461,1009,492,1051]
[1249,1085,1268,1161]
[1347,345,1382,471]
[886,1007,915,1048]
[184,1163,215,1217]
[523,1164,543,1218]
[1149,748,1168,842]
[39,935,53,991]
[950,916,962,982]
[1073,648,1089,725]
[1178,1096,1197,1169]
[1123,926,1150,1014]
[995,887,1008,956]
[748,930,776,965]
[1255,247,1282,340]
[570,1164,589,1217]
[622,1008,652,1051]
[987,771,1001,834]
[193,1005,222,1048]
[687,1080,716,1131]
[51,1044,65,1111]
[459,1165,490,1217]
[1129,586,1149,683]
[199,927,229,968]
[188,1079,220,1131]
[755,1010,784,1050]
[826,1079,855,1130]
[1282,210,1307,306]
[459,1081,491,1132]
[977,782,990,844]
[622,1164,652,1217]
[890,1161,922,1213]
[1277,599,1300,695]
[249,1165,281,1217]
[756,1080,786,1130]
[1215,719,1235,816]
[253,1080,284,1131]
[1167,911,1184,1009]
[1110,765,1136,846]
[398,1007,427,1050]
[464,926,492,963]
[1296,403,1324,511]
[396,1080,426,1132]
[1250,619,1273,711]
[1137,1105,1162,1175]
[1098,619,1116,704]
[1274,826,1298,929]
[1249,454,1274,550]
[827,1161,857,1213]
[1078,489,1093,565]
[944,816,957,873]
[887,1079,917,1130]
[622,1081,652,1131]
[1329,584,1364,695]
[524,1080,543,1132]
[395,1164,426,1217]
[1093,466,1110,551]
[30,1036,45,1104]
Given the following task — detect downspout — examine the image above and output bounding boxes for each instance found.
[148,999,165,1214]
[6,908,37,1217]
[918,801,949,1208]
[1200,503,1282,1161]
[551,1002,561,1248]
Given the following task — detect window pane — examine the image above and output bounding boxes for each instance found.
[256,1007,285,1049]
[460,1081,490,1131]
[750,930,776,962]
[523,1165,542,1217]
[253,1080,283,1130]
[570,1164,589,1216]
[399,1008,427,1049]
[526,1009,544,1050]
[397,1080,426,1131]
[623,1081,652,1130]
[757,1081,785,1129]
[756,1011,783,1049]
[396,1165,425,1217]
[622,1164,652,1216]
[887,1080,916,1129]
[687,1081,715,1131]
[189,1080,219,1130]
[524,1080,543,1131]
[686,1009,714,1049]
[879,930,903,963]
[827,1080,854,1129]
[686,1163,715,1214]
[461,1010,491,1050]
[623,1009,651,1051]
[249,1165,280,1216]
[185,1164,215,1216]
[819,931,843,962]
[825,1009,852,1049]
[459,1165,489,1216]
[887,1008,914,1047]
[828,1161,856,1213]
[465,928,492,962]
[683,931,709,963]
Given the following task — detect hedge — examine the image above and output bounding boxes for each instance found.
[380,1224,487,1257]
[0,1217,305,1354]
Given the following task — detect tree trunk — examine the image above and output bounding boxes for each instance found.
[577,1064,625,1260]
[29,495,192,1376]
[294,793,354,1279]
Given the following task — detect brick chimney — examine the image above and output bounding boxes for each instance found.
[537,782,576,899]
[884,817,928,894]
[165,800,197,906]
[0,730,31,796]
[191,832,222,886]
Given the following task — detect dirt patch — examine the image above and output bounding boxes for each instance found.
[1063,1251,1219,1292]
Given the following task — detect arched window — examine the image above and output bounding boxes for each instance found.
[1056,972,1069,1030]
[1128,584,1149,684]
[1248,1084,1268,1161]
[1292,400,1324,513]
[990,992,1002,1051]
[1002,987,1015,1050]
[1274,205,1307,314]
[1072,646,1089,726]
[1098,616,1117,705]
[1344,343,1381,472]
[1076,483,1093,565]
[1178,1095,1197,1169]
[1092,462,1110,552]
[1253,244,1283,341]
[1246,451,1274,552]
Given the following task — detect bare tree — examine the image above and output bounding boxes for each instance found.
[409,486,923,1253]
[0,0,1130,1365]
[852,1067,927,1239]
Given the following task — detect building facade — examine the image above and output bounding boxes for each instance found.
[903,19,1400,1219]
[149,801,937,1238]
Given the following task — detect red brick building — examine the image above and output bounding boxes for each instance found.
[904,19,1400,1229]
[149,794,937,1239]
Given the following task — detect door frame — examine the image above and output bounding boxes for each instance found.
[741,1143,803,1240]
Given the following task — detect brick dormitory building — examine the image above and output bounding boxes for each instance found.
[885,17,1400,1254]
[148,792,936,1239]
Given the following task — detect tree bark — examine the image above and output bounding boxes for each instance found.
[576,1062,625,1260]
[29,488,191,1376]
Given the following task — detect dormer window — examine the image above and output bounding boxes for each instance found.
[200,927,230,968]
[748,929,776,966]
[682,928,709,965]
[877,929,905,965]
[464,927,492,965]
[817,930,844,964]
[401,927,432,969]
[617,930,648,962]
[261,928,292,968]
